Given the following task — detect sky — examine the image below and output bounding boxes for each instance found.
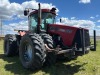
[0,0,100,36]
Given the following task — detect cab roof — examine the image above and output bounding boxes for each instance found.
[29,9,56,15]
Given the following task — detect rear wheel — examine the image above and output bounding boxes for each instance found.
[19,33,46,70]
[4,34,18,56]
[40,33,56,66]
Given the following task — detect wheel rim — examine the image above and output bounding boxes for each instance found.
[24,43,33,62]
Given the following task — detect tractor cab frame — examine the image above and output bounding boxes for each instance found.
[24,3,56,34]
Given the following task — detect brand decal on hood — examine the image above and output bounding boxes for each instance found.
[49,27,73,33]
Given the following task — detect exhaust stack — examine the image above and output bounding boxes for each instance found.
[37,3,42,33]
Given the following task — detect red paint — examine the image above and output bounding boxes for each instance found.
[30,9,56,16]
[48,24,79,47]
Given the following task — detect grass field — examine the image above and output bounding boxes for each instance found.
[0,40,100,75]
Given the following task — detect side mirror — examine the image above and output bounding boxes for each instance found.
[50,8,56,15]
[24,10,29,16]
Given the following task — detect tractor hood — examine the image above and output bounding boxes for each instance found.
[48,24,89,46]
[48,24,88,32]
[48,24,81,32]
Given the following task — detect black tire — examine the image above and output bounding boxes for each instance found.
[4,34,18,56]
[40,33,56,66]
[19,33,46,70]
[15,34,21,55]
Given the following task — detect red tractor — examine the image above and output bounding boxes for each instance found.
[4,3,96,70]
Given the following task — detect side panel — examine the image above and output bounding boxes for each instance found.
[48,24,78,46]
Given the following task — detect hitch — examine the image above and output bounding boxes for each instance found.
[45,44,76,56]
[45,44,61,53]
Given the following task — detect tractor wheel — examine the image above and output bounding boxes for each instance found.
[40,33,56,66]
[4,34,18,56]
[15,34,21,55]
[19,33,46,70]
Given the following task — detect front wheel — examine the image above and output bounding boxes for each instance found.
[19,33,46,70]
[40,33,56,66]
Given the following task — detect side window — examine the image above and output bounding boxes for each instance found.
[30,16,37,27]
[30,14,37,31]
[41,20,45,29]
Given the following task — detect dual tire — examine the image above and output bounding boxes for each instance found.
[40,34,56,66]
[19,33,46,70]
[4,33,56,70]
[19,33,56,69]
[4,34,18,56]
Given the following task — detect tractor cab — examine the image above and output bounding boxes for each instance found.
[24,3,56,33]
[29,9,56,33]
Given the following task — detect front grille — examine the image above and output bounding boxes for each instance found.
[72,28,90,50]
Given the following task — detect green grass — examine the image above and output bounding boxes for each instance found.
[0,40,100,75]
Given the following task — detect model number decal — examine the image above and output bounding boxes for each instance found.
[66,29,73,33]
[49,27,73,33]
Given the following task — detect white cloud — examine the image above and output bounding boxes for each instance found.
[0,0,59,20]
[96,15,99,17]
[97,20,100,22]
[59,17,95,29]
[0,0,59,35]
[95,26,100,36]
[0,0,23,19]
[56,17,96,36]
[2,20,28,34]
[79,0,91,4]
[71,17,76,20]
[90,16,95,19]
[96,26,100,28]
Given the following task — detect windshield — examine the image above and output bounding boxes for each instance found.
[29,12,55,31]
[41,12,55,29]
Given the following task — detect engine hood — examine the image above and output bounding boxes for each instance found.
[48,24,89,46]
[48,24,88,30]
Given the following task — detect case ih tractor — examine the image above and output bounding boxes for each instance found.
[4,3,96,70]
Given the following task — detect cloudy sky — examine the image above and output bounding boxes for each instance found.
[0,0,100,36]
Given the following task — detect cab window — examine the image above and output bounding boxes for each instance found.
[30,14,38,31]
